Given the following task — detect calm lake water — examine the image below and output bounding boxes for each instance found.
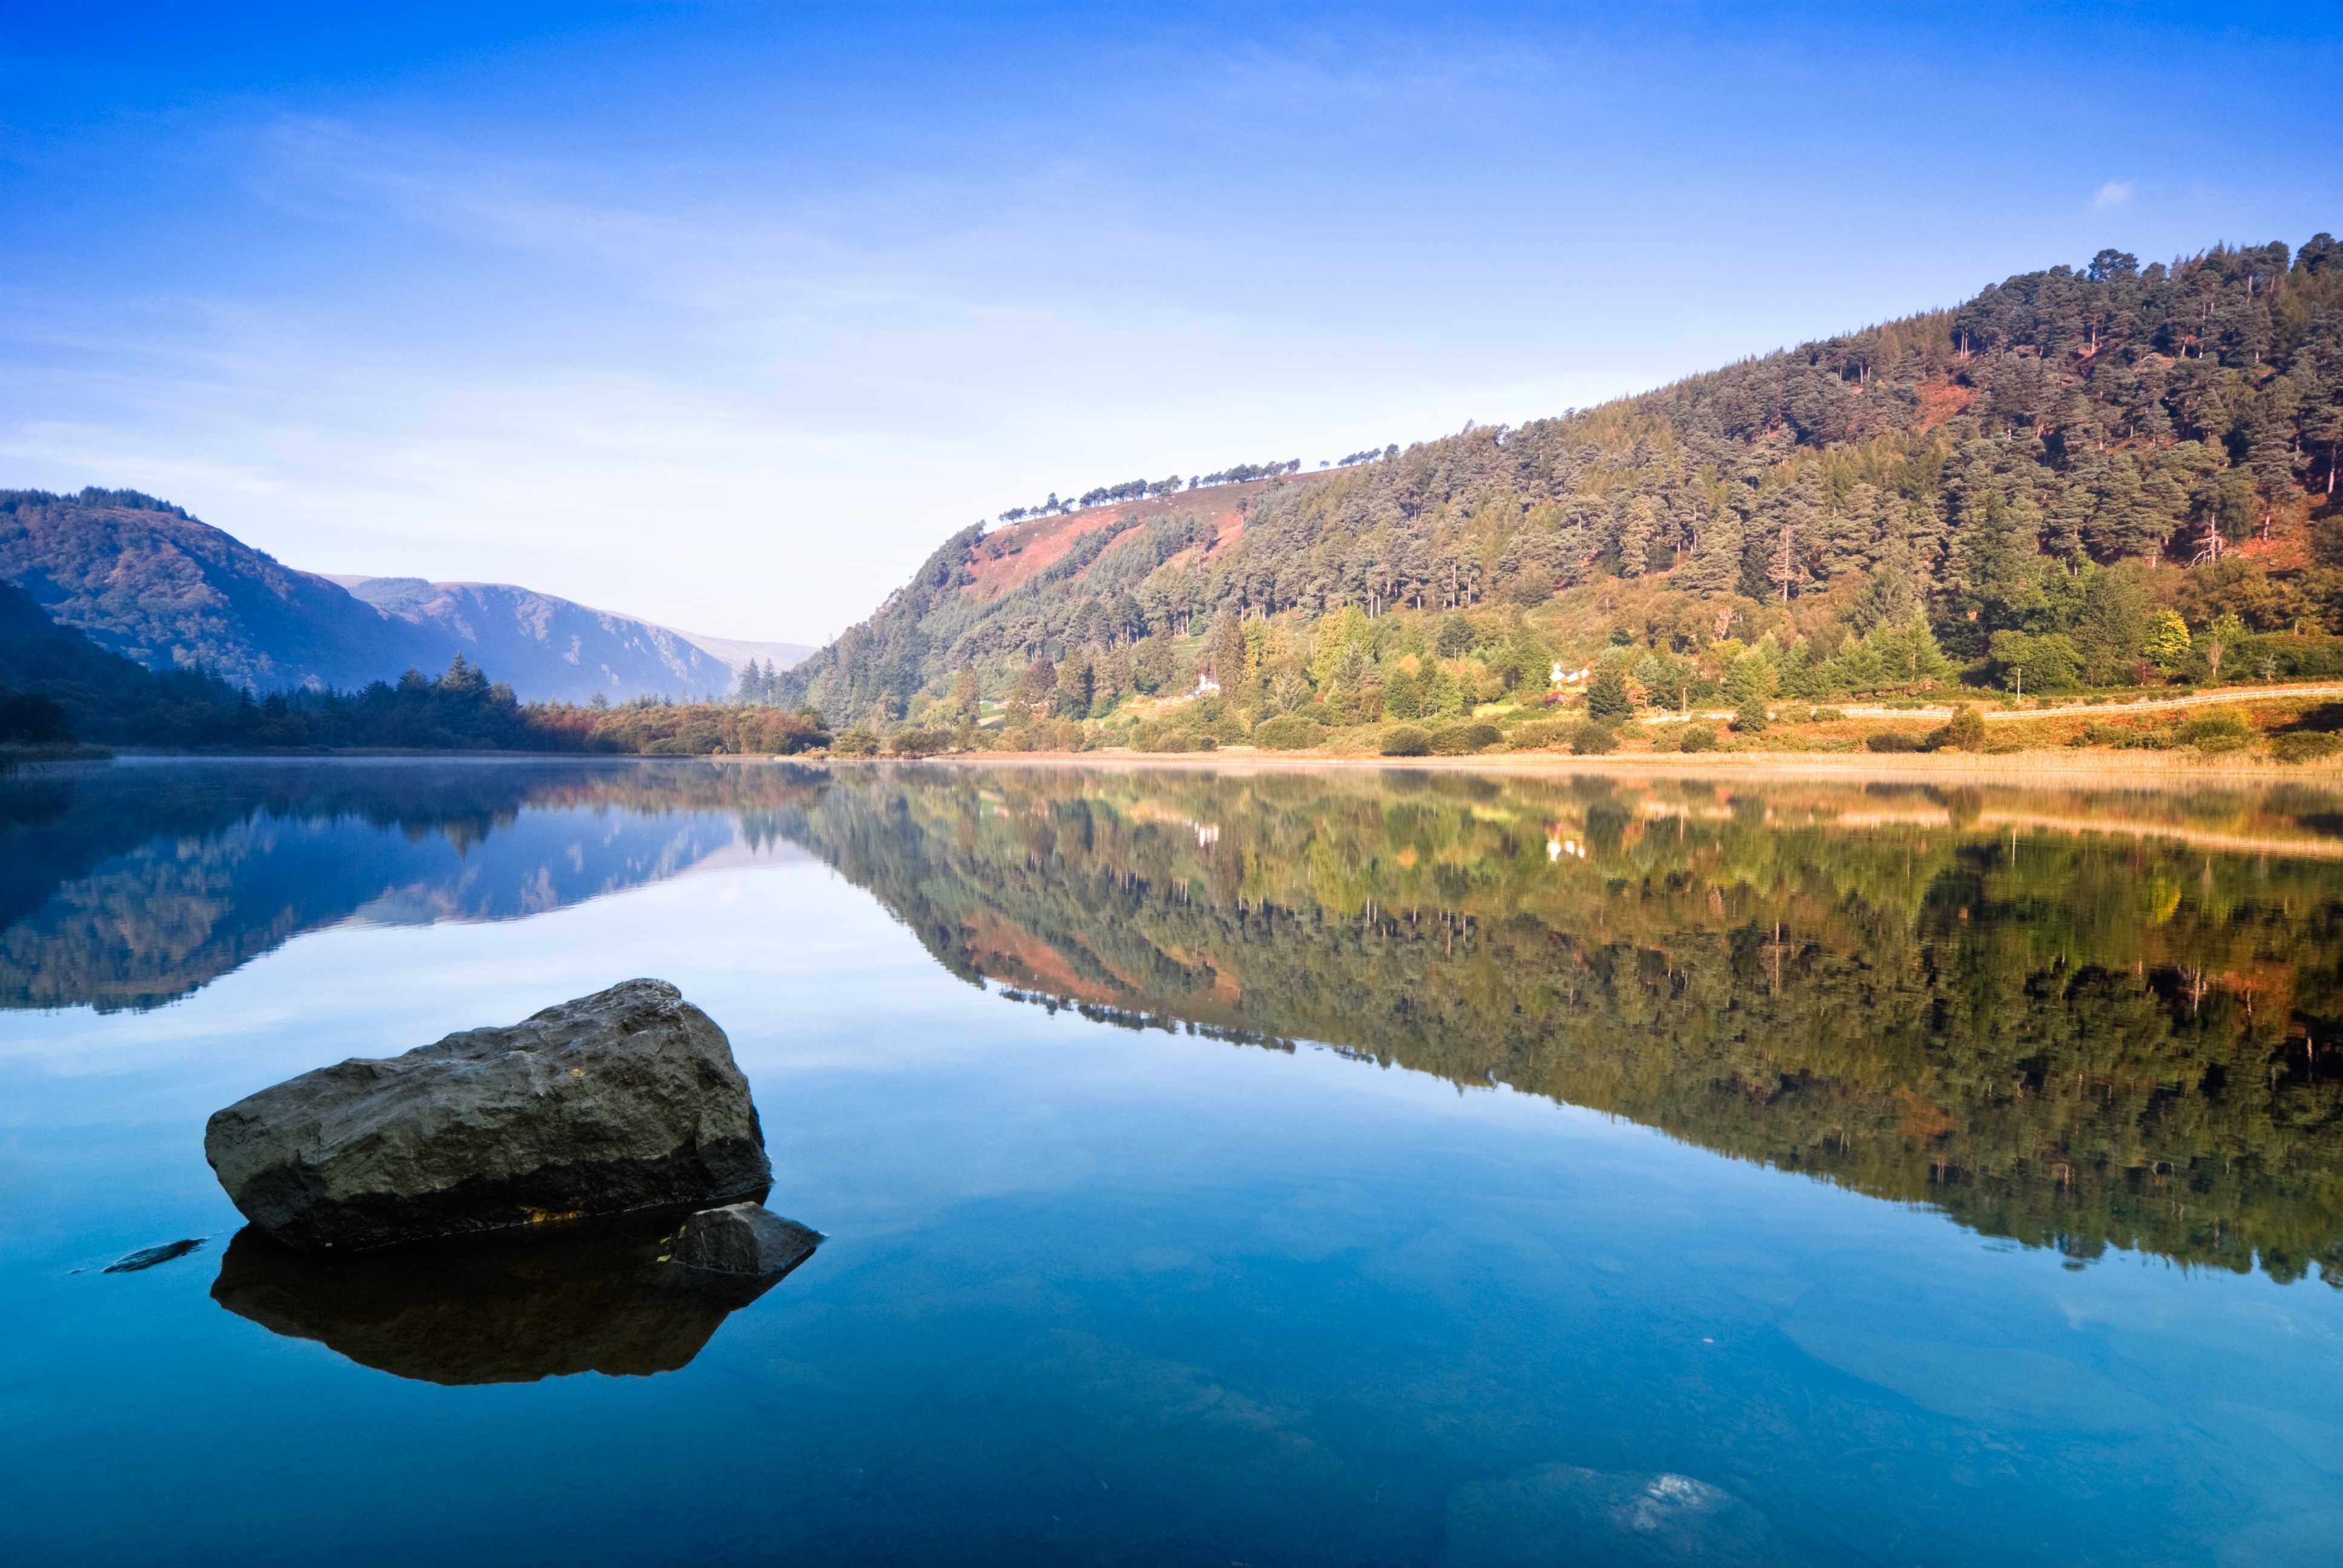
[5,757,2342,1566]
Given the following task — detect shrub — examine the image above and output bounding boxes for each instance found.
[1676,722,1719,753]
[1731,695,1769,733]
[1380,724,1432,756]
[1774,705,1814,725]
[2273,731,2343,763]
[1568,721,1618,755]
[1251,716,1328,751]
[1864,730,1927,753]
[831,724,880,757]
[1810,707,1846,722]
[2069,722,2145,748]
[2174,708,2249,745]
[1431,721,1502,754]
[1927,705,1986,751]
[888,728,951,758]
[2175,710,2253,754]
[1506,719,1572,751]
[1136,727,1213,753]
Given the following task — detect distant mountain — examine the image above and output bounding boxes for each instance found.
[0,488,805,702]
[323,576,733,704]
[661,627,816,679]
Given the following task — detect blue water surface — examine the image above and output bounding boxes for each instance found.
[2,758,2339,1566]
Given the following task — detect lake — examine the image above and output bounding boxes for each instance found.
[4,756,2341,1566]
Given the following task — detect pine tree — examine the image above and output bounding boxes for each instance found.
[1383,667,1423,719]
[1616,495,1659,578]
[1679,505,1744,597]
[1585,664,1633,720]
[1209,611,1245,686]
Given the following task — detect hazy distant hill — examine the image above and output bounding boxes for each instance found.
[0,488,804,702]
[663,627,816,680]
[326,576,736,704]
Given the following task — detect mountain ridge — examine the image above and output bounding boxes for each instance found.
[318,573,812,681]
[0,489,804,703]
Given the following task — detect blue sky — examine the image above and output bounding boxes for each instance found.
[3,3,2337,642]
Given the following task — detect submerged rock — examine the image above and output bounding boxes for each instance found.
[203,979,771,1252]
[211,1218,787,1385]
[671,1201,822,1278]
[103,1237,206,1273]
[1441,1463,1802,1567]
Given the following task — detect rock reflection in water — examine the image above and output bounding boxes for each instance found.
[209,1216,816,1385]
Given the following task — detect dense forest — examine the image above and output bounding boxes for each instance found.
[0,488,429,692]
[774,765,2343,1286]
[785,237,2343,742]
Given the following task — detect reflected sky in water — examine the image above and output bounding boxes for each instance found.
[3,757,2342,1566]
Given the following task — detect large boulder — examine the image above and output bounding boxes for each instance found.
[205,979,771,1252]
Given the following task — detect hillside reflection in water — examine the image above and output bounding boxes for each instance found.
[7,756,2343,1284]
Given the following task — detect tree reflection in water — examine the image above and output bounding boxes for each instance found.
[8,756,2343,1284]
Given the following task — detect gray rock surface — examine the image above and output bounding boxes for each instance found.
[670,1201,822,1278]
[103,1237,206,1273]
[204,979,770,1252]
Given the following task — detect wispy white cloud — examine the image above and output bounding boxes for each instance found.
[9,108,1698,641]
[23,12,2274,647]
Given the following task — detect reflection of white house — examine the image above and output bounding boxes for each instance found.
[1550,663,1590,685]
[1193,674,1222,697]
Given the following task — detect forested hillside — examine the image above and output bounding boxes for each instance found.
[785,237,2343,734]
[0,576,554,750]
[0,490,428,691]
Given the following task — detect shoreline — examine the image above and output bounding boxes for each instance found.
[16,745,2343,788]
[867,746,2343,786]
